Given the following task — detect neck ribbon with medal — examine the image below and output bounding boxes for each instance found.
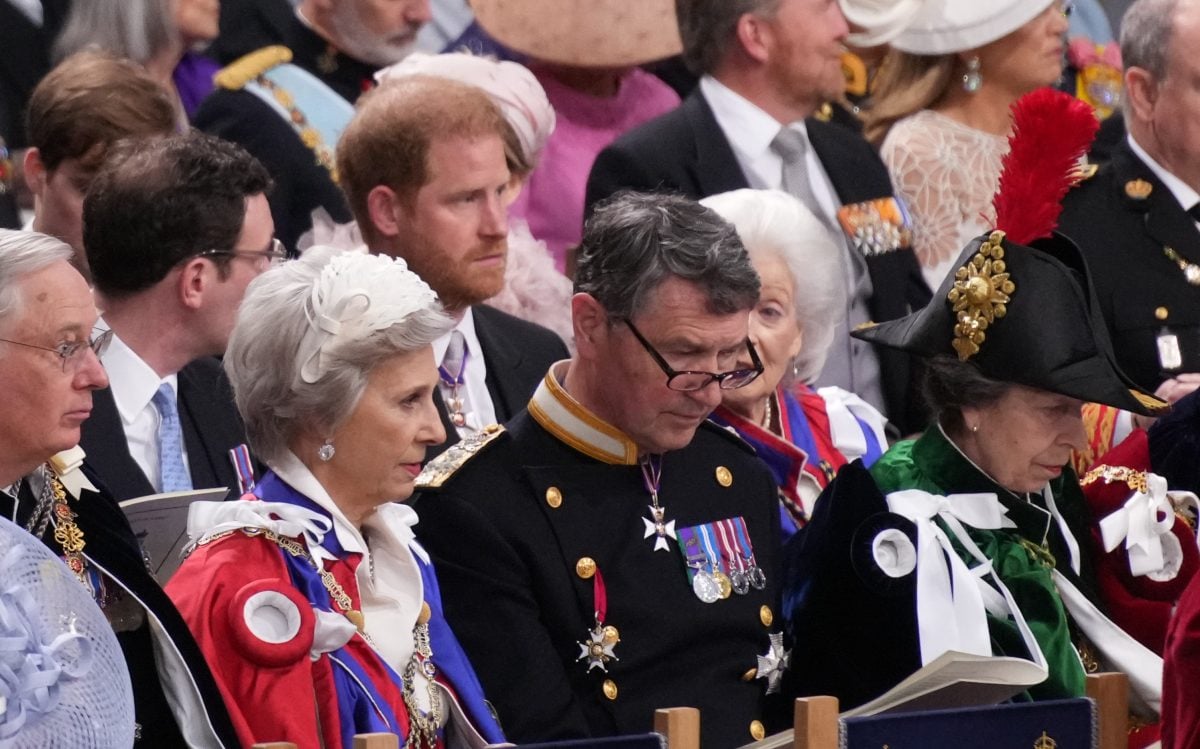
[640,455,677,551]
[438,349,469,428]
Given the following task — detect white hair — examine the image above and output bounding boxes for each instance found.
[224,246,454,464]
[0,230,74,335]
[700,189,845,385]
[54,0,176,65]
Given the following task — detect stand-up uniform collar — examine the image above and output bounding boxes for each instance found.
[527,361,639,465]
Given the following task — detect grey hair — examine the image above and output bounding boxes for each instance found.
[0,230,74,334]
[676,0,783,75]
[1120,0,1183,120]
[574,191,760,319]
[224,246,454,465]
[54,0,176,65]
[700,189,845,385]
[922,356,1011,434]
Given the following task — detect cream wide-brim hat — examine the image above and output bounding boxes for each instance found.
[865,0,1058,55]
[469,0,683,68]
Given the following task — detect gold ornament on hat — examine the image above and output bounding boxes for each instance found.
[947,231,1016,361]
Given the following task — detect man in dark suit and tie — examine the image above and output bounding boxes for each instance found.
[78,133,276,501]
[337,75,568,460]
[1059,0,1200,410]
[586,0,930,433]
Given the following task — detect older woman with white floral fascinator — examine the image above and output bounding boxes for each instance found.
[166,247,505,749]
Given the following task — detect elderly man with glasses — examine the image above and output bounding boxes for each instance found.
[78,132,274,503]
[413,191,786,748]
[0,228,241,746]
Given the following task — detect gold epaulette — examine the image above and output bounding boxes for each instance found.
[416,424,506,490]
[214,46,294,91]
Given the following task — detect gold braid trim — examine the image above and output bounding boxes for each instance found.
[214,45,293,90]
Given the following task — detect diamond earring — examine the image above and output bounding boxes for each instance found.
[317,440,335,462]
[962,56,983,93]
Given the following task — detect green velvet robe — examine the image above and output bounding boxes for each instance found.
[870,425,1103,700]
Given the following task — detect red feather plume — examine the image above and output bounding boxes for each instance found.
[991,87,1100,245]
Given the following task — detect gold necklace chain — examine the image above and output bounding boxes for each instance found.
[46,471,89,585]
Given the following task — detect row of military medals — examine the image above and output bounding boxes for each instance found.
[640,455,766,603]
[678,518,766,602]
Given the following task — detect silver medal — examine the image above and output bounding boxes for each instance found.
[691,568,721,603]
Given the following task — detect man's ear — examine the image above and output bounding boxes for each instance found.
[571,292,609,360]
[176,258,210,310]
[1124,67,1158,124]
[734,12,772,65]
[366,185,405,239]
[23,148,46,197]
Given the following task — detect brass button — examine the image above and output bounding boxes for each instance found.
[715,466,733,487]
[750,720,765,741]
[760,605,774,627]
[545,486,563,508]
[603,679,618,700]
[484,423,501,433]
[602,625,620,644]
[1156,306,1169,321]
[741,667,758,681]
[576,557,596,579]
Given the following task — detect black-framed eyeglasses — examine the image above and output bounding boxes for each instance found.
[0,327,112,372]
[622,318,763,391]
[197,238,288,268]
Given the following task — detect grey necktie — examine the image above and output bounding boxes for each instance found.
[439,330,472,431]
[770,127,825,221]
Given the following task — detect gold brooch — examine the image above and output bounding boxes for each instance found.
[947,231,1015,360]
[1124,178,1153,200]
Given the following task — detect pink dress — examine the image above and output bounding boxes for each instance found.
[511,68,679,272]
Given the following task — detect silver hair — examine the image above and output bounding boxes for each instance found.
[0,230,74,335]
[1120,0,1184,123]
[224,246,454,465]
[676,0,782,75]
[700,189,844,385]
[574,191,760,319]
[54,0,176,65]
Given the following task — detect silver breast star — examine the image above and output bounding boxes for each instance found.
[757,632,790,694]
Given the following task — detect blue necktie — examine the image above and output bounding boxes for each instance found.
[152,383,193,493]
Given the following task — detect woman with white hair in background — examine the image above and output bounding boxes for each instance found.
[703,190,888,539]
[166,247,505,748]
[307,50,574,347]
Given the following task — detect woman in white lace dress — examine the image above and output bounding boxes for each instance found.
[864,0,1070,290]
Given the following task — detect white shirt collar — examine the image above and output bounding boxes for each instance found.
[1128,133,1200,214]
[97,319,178,427]
[699,75,805,168]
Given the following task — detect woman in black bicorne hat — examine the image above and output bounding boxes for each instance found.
[782,89,1188,746]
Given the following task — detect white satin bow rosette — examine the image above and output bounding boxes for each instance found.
[186,500,337,566]
[880,489,1048,670]
[1097,472,1193,582]
[296,252,439,385]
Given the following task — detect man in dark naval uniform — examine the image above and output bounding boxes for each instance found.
[195,0,432,252]
[586,0,930,435]
[414,193,785,747]
[1059,0,1200,405]
[0,229,239,747]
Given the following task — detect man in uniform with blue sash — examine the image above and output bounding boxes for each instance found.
[197,0,432,252]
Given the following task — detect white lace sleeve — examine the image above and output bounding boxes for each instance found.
[881,111,1008,289]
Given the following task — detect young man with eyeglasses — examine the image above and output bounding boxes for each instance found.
[413,192,787,748]
[0,229,241,747]
[77,132,273,503]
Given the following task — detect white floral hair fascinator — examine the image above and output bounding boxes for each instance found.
[296,249,439,384]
